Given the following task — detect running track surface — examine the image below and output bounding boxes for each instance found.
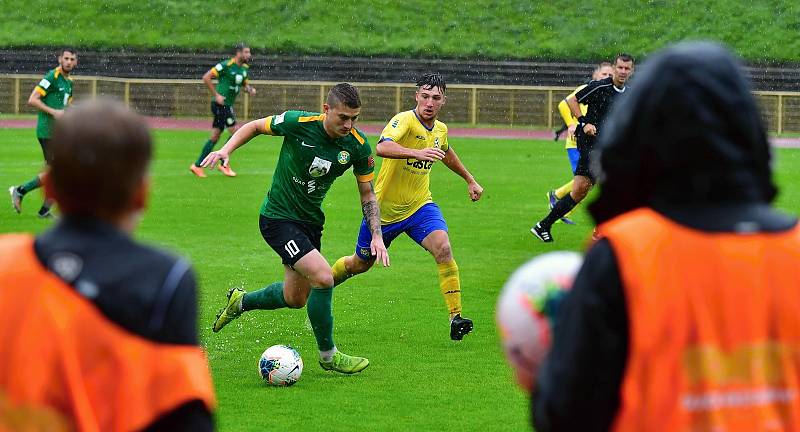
[2,118,799,148]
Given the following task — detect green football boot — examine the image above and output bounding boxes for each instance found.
[212,288,246,333]
[319,351,369,374]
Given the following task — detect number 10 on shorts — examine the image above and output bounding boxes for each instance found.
[284,240,300,257]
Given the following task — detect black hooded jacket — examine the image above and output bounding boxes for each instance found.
[532,42,797,432]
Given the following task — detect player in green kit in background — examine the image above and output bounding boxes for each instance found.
[9,48,77,218]
[202,83,389,374]
[189,42,256,178]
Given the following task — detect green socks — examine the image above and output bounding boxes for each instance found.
[306,287,335,351]
[194,139,216,167]
[242,283,336,352]
[242,282,288,311]
[19,176,42,195]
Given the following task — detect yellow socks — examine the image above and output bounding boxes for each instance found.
[331,256,352,286]
[554,180,573,199]
[437,260,462,319]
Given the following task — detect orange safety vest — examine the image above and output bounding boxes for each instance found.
[0,234,216,432]
[601,208,800,432]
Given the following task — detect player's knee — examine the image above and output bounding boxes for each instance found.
[434,242,453,263]
[311,271,334,289]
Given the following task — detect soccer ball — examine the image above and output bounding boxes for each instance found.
[258,345,303,386]
[496,251,583,392]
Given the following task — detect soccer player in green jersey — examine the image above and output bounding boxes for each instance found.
[202,83,389,374]
[9,48,77,218]
[189,42,256,178]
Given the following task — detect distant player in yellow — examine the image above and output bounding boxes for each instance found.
[331,73,484,340]
[546,62,613,224]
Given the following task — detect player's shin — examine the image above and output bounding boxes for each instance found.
[194,139,216,167]
[306,287,335,355]
[540,195,578,228]
[242,282,288,310]
[555,180,573,199]
[331,256,353,286]
[437,260,462,319]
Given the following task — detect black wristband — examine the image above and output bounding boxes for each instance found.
[577,116,588,125]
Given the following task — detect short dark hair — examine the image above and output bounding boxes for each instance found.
[416,73,446,93]
[615,53,634,64]
[59,47,77,57]
[49,99,152,218]
[327,83,361,109]
[234,42,249,54]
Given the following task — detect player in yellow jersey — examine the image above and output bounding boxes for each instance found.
[546,62,613,225]
[331,73,483,340]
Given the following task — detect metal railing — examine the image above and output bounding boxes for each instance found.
[2,74,799,133]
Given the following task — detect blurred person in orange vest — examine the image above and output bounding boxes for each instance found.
[0,99,215,431]
[533,41,800,431]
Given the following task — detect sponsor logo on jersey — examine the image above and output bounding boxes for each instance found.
[38,79,51,89]
[434,137,440,148]
[235,74,243,84]
[309,157,332,177]
[337,151,350,164]
[391,119,399,128]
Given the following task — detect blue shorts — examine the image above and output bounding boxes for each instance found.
[355,202,448,260]
[567,148,580,175]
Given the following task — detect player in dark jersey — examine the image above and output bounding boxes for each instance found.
[202,83,388,374]
[9,48,77,218]
[532,54,634,242]
[189,43,256,178]
[0,100,214,431]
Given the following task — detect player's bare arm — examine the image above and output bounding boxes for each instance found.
[442,147,483,202]
[376,139,445,161]
[245,82,256,96]
[28,90,63,119]
[202,69,225,105]
[201,117,270,168]
[357,180,390,267]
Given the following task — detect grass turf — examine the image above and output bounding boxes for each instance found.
[0,127,798,430]
[3,1,800,62]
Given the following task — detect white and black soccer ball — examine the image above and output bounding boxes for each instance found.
[496,251,582,392]
[258,345,303,386]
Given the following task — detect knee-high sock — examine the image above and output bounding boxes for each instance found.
[438,260,462,319]
[540,194,578,228]
[554,180,573,200]
[19,176,42,195]
[194,139,216,167]
[242,282,288,311]
[331,256,354,287]
[307,287,335,351]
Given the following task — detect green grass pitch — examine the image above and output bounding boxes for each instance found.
[1,127,798,430]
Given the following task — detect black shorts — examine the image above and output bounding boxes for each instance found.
[574,132,597,183]
[211,102,236,130]
[38,138,52,163]
[259,215,322,266]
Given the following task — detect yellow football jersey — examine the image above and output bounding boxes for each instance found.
[558,84,590,149]
[374,110,449,224]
